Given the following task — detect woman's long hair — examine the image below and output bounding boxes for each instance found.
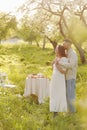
[57,45,66,57]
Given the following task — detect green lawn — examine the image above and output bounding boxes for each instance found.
[0,43,87,130]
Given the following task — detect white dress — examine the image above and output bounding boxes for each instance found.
[50,57,68,112]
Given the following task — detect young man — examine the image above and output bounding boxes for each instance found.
[56,39,78,113]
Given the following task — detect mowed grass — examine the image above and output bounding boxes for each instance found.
[0,43,87,130]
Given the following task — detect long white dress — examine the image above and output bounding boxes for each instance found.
[50,57,68,112]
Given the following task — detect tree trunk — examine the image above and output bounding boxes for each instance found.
[59,20,66,38]
[45,36,57,50]
[74,43,86,64]
[35,40,39,47]
[42,36,46,49]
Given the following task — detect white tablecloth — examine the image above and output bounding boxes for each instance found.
[23,77,50,103]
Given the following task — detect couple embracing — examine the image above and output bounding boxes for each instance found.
[50,39,78,116]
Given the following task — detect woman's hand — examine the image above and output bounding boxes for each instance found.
[55,58,59,65]
[56,64,66,74]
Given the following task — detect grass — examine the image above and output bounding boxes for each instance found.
[0,43,87,130]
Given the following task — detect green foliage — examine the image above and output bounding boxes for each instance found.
[77,65,87,82]
[0,43,87,130]
[68,17,87,43]
[0,12,17,41]
[17,15,42,43]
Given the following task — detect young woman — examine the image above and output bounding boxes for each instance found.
[50,45,68,116]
